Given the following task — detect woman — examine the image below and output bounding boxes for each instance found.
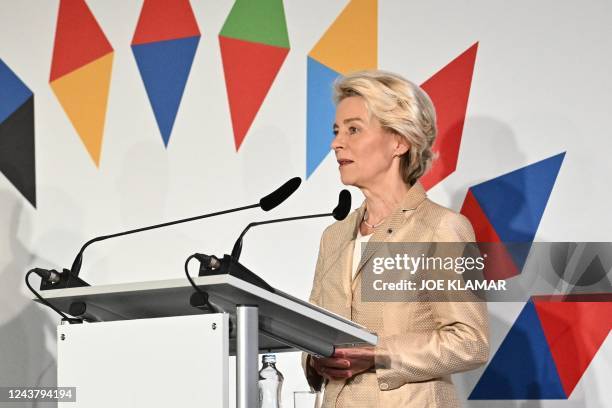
[302,70,489,407]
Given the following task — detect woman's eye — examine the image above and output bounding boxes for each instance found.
[349,126,359,134]
[332,129,339,136]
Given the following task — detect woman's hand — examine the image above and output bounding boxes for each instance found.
[311,347,375,380]
[310,354,352,380]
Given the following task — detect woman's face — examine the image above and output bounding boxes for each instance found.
[331,96,408,189]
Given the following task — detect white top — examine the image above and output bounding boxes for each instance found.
[351,229,373,280]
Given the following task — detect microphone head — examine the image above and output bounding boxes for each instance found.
[332,189,352,220]
[259,177,302,211]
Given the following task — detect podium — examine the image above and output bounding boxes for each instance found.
[37,273,377,407]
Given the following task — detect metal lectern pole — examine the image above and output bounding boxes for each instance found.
[236,305,259,408]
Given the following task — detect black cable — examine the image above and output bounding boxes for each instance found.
[25,270,81,323]
[184,255,218,313]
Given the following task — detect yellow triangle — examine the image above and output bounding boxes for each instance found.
[51,52,114,166]
[309,0,377,74]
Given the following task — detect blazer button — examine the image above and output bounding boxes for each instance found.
[387,228,393,234]
[380,382,389,390]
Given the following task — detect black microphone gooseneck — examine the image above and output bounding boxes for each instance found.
[67,177,302,279]
[187,190,351,301]
[230,189,352,261]
[68,204,260,277]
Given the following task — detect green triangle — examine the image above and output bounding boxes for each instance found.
[219,0,289,48]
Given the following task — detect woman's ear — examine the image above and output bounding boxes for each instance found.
[394,133,410,156]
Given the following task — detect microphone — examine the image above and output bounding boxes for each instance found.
[230,189,352,261]
[40,177,302,290]
[332,190,352,221]
[259,177,302,211]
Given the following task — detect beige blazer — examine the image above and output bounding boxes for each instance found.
[302,181,489,407]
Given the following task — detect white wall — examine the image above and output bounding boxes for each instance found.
[1,1,610,407]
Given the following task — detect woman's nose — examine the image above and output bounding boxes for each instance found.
[331,132,344,151]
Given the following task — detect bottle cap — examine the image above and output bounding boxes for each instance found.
[262,354,276,364]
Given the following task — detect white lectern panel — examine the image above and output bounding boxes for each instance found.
[58,314,228,408]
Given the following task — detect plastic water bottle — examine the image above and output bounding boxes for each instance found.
[258,354,284,408]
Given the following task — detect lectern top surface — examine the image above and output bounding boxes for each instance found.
[35,274,377,355]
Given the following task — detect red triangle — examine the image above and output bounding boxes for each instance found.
[219,36,289,150]
[534,299,612,396]
[460,190,520,280]
[420,42,478,190]
[50,0,113,82]
[461,189,500,243]
[132,0,200,46]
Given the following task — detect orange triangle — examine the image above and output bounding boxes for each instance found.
[51,52,113,166]
[309,0,377,74]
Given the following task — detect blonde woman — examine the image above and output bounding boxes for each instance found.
[302,70,489,407]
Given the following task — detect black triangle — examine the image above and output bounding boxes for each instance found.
[0,96,36,207]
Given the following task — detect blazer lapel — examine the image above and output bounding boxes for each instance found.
[318,209,362,312]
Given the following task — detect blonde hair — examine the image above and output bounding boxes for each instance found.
[333,70,437,186]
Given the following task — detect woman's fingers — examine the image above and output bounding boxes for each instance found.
[311,357,352,379]
[328,348,376,376]
[311,353,374,380]
[334,347,375,360]
[319,366,353,379]
[313,357,350,369]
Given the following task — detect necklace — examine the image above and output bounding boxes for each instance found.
[363,211,385,229]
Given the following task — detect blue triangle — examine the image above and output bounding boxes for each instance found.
[132,36,200,147]
[306,57,340,178]
[471,152,564,249]
[469,301,566,400]
[0,59,33,124]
